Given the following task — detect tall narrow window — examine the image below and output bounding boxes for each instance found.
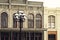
[1,12,8,28]
[36,14,42,28]
[28,14,34,28]
[48,15,55,28]
[13,13,17,28]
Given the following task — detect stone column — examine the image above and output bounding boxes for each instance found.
[44,31,48,40]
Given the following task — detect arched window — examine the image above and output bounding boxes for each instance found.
[28,14,34,28]
[1,12,8,28]
[48,15,55,28]
[36,14,42,28]
[13,13,17,28]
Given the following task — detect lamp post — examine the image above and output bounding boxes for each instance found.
[14,11,26,40]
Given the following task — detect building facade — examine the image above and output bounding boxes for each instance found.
[44,7,60,40]
[0,0,60,40]
[0,0,46,40]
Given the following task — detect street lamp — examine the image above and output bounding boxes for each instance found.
[13,11,26,40]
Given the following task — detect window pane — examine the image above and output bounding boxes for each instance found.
[30,32,34,40]
[13,13,17,28]
[26,32,29,40]
[36,20,42,28]
[48,15,55,28]
[21,32,26,40]
[51,17,55,23]
[13,18,17,28]
[12,32,18,40]
[28,14,34,28]
[28,14,33,19]
[36,14,42,28]
[28,20,34,28]
[48,34,55,40]
[35,33,42,40]
[1,12,8,28]
[51,23,55,28]
[22,32,42,40]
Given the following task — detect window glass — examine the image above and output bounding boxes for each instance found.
[28,14,34,28]
[36,14,42,28]
[48,34,55,40]
[13,13,17,28]
[48,15,55,28]
[1,12,8,28]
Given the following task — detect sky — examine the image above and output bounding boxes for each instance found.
[28,0,60,8]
